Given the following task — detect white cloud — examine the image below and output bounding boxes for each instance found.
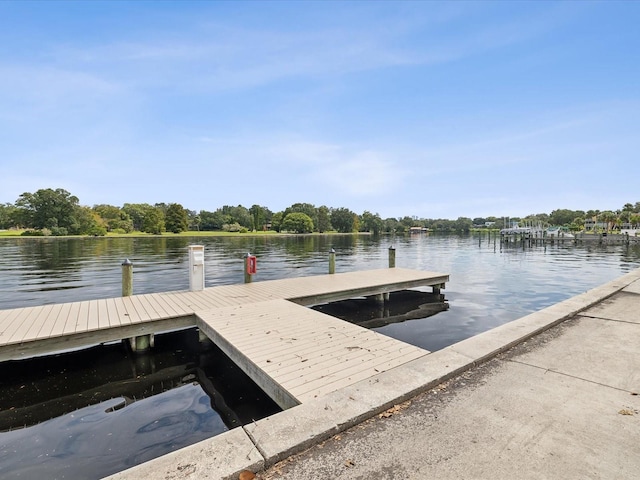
[31,3,573,96]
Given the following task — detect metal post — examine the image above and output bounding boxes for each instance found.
[329,248,336,274]
[388,245,396,268]
[121,259,133,297]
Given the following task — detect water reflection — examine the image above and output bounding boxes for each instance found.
[313,290,448,330]
[0,329,280,479]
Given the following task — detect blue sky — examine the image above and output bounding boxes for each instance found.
[1,1,638,219]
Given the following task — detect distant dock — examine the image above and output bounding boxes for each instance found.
[497,229,640,247]
[0,267,448,409]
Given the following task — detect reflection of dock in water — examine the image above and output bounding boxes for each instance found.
[0,329,278,432]
[313,290,448,329]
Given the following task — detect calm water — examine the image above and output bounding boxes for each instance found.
[1,233,640,479]
[2,233,640,348]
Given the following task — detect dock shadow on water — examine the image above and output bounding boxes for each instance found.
[0,329,281,480]
[312,290,449,330]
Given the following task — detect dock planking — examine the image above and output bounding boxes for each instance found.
[196,299,429,408]
[0,268,448,407]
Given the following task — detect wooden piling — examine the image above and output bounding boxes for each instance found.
[329,248,336,274]
[389,246,396,268]
[122,259,152,353]
[121,259,133,297]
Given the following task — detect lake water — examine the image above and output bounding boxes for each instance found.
[2,233,640,349]
[1,233,640,479]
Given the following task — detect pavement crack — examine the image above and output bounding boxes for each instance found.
[508,359,634,394]
[579,314,640,326]
[242,425,268,465]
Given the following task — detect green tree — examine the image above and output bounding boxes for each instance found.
[15,188,80,231]
[281,212,314,233]
[93,204,133,233]
[549,209,585,227]
[142,206,165,234]
[454,217,473,233]
[154,203,169,215]
[599,210,617,233]
[270,212,283,232]
[75,206,106,236]
[283,203,318,231]
[219,205,252,229]
[330,207,356,233]
[199,210,229,230]
[619,203,634,225]
[360,211,383,234]
[399,216,417,230]
[249,204,272,231]
[570,216,585,232]
[382,217,400,233]
[316,205,332,233]
[122,203,151,231]
[0,203,17,229]
[186,210,200,231]
[165,203,189,233]
[431,219,455,232]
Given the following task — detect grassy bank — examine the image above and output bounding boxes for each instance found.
[0,230,24,237]
[0,229,353,238]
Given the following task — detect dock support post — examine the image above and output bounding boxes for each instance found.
[329,248,336,274]
[383,292,390,302]
[130,334,154,353]
[198,328,213,348]
[433,283,444,294]
[122,258,153,353]
[198,329,210,343]
[121,259,133,297]
[374,293,384,304]
[388,246,396,268]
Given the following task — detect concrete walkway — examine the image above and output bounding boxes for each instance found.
[106,268,640,480]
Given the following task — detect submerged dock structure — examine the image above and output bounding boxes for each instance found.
[0,267,448,409]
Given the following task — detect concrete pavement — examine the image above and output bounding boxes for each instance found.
[106,268,640,480]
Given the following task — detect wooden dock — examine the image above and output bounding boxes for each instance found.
[0,268,448,408]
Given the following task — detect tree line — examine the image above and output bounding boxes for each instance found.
[1,188,639,237]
